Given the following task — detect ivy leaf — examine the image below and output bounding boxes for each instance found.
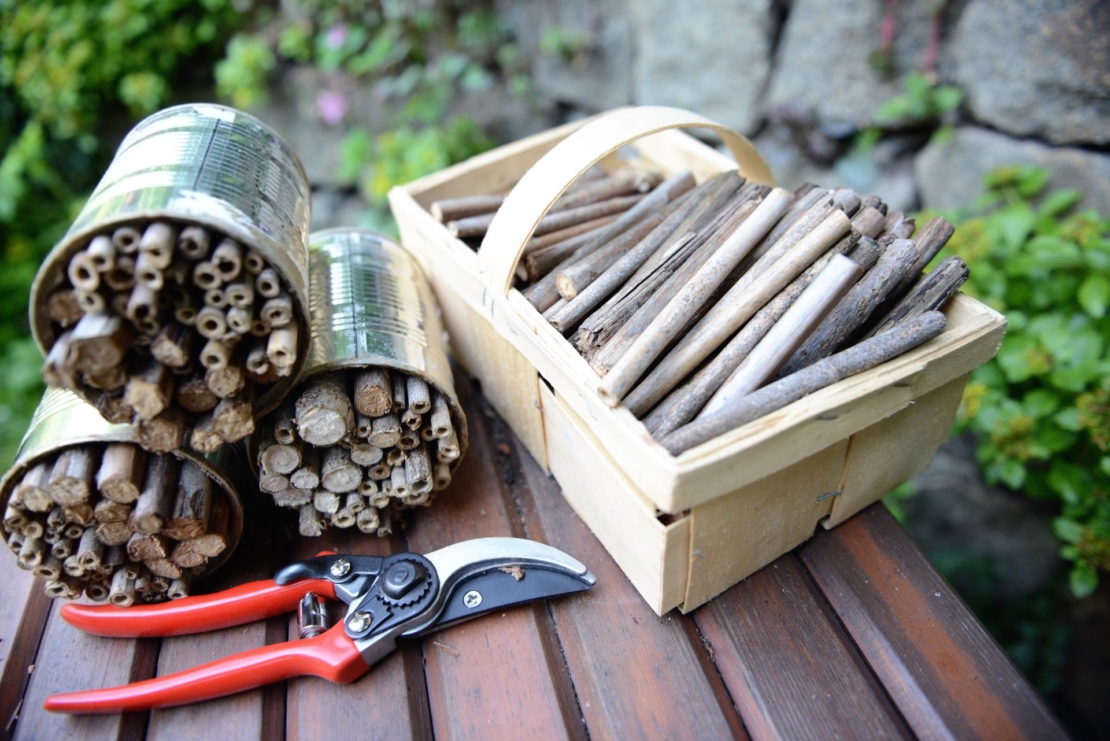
[1038,188,1083,218]
[1054,407,1083,431]
[1053,518,1084,544]
[1047,460,1085,505]
[1022,388,1059,417]
[997,457,1026,489]
[1077,273,1110,318]
[1101,456,1110,476]
[1070,562,1098,599]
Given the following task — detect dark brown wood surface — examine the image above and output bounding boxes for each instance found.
[798,506,1069,741]
[0,378,1063,741]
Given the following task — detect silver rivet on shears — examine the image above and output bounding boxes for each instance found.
[462,590,482,609]
[330,559,351,578]
[348,611,371,632]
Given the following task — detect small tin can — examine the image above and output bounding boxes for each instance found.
[302,228,468,460]
[1,389,245,589]
[30,103,311,422]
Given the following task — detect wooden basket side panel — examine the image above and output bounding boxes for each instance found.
[680,440,848,612]
[826,373,970,527]
[541,383,689,614]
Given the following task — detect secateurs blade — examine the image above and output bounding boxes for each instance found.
[44,536,595,714]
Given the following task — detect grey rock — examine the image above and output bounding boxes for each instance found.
[916,126,1110,215]
[904,435,1063,600]
[766,0,937,125]
[628,0,774,135]
[751,128,920,212]
[951,0,1110,146]
[496,0,633,111]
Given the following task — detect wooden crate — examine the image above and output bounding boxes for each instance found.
[389,106,1006,614]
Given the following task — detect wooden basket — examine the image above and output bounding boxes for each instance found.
[389,106,1006,614]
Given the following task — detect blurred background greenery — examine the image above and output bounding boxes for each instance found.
[1,0,1107,734]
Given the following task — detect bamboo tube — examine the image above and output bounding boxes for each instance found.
[135,251,165,290]
[331,509,356,529]
[367,462,391,481]
[261,293,294,328]
[74,289,107,315]
[389,465,409,498]
[138,222,176,269]
[167,573,192,600]
[51,535,75,559]
[212,238,243,282]
[700,255,864,416]
[429,393,452,439]
[177,376,219,413]
[369,413,401,448]
[295,372,354,446]
[243,251,265,275]
[163,462,212,540]
[195,307,228,340]
[46,575,85,599]
[86,234,116,271]
[49,448,97,506]
[177,225,211,259]
[69,313,130,376]
[33,555,64,582]
[405,445,432,494]
[397,429,419,450]
[108,569,136,606]
[404,376,429,415]
[130,454,177,534]
[19,536,46,569]
[94,521,132,547]
[450,193,645,240]
[47,289,84,328]
[526,171,697,312]
[433,463,451,491]
[320,446,361,493]
[618,207,851,412]
[124,359,173,420]
[390,374,406,412]
[15,462,54,513]
[290,448,320,490]
[255,267,281,298]
[355,412,373,438]
[436,428,460,463]
[776,238,921,377]
[267,324,298,373]
[104,255,136,292]
[112,226,142,254]
[643,238,872,435]
[68,251,101,293]
[150,323,193,368]
[358,478,378,497]
[386,448,406,467]
[661,312,949,455]
[4,506,28,532]
[599,188,793,405]
[350,443,384,467]
[203,288,229,309]
[193,261,221,290]
[356,507,379,534]
[866,255,969,338]
[273,402,296,445]
[354,368,392,417]
[199,338,233,371]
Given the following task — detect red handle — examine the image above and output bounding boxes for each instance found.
[43,622,368,714]
[60,578,338,637]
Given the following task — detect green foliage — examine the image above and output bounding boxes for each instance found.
[874,72,963,127]
[0,0,245,465]
[539,27,592,66]
[215,2,512,217]
[933,165,1110,598]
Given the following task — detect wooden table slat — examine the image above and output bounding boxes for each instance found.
[694,554,913,741]
[0,567,51,735]
[513,426,749,741]
[402,380,585,741]
[286,529,432,741]
[14,603,157,741]
[798,505,1069,741]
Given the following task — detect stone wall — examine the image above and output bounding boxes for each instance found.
[499,0,1110,213]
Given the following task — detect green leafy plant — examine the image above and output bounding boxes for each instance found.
[931,165,1110,598]
[214,1,517,215]
[0,0,245,465]
[875,72,962,133]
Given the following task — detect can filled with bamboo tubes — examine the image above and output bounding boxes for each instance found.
[251,228,468,537]
[0,388,245,603]
[30,103,311,453]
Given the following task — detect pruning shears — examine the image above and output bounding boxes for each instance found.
[44,537,595,714]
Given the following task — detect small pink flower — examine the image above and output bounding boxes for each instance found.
[325,24,349,50]
[317,91,348,126]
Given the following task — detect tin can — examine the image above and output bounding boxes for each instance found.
[1,389,245,579]
[30,103,311,419]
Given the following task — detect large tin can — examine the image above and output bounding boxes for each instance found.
[30,103,312,424]
[1,389,245,594]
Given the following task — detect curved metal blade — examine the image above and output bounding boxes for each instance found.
[405,537,595,636]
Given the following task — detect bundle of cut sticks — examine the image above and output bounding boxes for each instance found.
[429,167,969,453]
[41,220,303,453]
[3,443,230,604]
[256,367,461,538]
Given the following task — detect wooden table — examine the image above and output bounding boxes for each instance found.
[0,381,1067,741]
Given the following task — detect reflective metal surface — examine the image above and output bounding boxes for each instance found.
[0,389,245,576]
[303,227,468,462]
[31,103,311,417]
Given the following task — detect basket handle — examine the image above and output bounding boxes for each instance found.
[477,106,774,295]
